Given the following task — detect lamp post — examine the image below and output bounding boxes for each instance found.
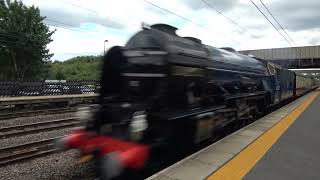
[103,40,108,55]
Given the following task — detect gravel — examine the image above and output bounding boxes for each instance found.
[0,122,93,179]
[0,110,96,179]
[0,150,95,180]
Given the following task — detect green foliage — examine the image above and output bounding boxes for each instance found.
[0,0,55,80]
[47,56,103,80]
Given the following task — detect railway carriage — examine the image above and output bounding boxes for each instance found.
[56,24,319,180]
[295,74,314,96]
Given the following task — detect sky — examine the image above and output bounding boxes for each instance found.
[22,0,320,61]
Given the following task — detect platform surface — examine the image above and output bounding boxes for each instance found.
[147,90,319,180]
[245,92,320,180]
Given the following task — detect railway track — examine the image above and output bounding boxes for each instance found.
[0,118,80,138]
[0,107,78,120]
[0,137,61,166]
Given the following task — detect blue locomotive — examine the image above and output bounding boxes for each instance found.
[57,24,319,179]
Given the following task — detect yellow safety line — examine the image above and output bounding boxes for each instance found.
[207,91,319,180]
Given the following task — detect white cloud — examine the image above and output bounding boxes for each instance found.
[22,0,320,60]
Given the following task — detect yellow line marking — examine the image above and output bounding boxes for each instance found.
[207,92,319,180]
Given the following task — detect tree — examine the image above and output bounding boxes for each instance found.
[55,68,66,80]
[47,56,103,80]
[0,0,55,80]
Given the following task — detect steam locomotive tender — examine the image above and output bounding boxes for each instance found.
[57,24,319,179]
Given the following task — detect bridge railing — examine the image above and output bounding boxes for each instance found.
[0,80,100,97]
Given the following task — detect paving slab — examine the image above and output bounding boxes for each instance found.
[245,94,320,180]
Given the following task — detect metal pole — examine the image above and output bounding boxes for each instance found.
[104,40,108,55]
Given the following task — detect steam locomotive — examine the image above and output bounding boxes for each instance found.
[56,24,319,179]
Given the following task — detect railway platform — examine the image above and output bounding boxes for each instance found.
[0,94,98,106]
[147,90,320,180]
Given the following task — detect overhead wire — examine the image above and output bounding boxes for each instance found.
[200,0,256,38]
[144,0,206,29]
[60,0,98,15]
[56,0,247,47]
[0,2,104,57]
[258,0,296,45]
[7,0,303,56]
[143,0,244,46]
[250,0,293,46]
[0,19,89,45]
[59,0,128,30]
[258,0,302,62]
[0,18,96,48]
[45,18,90,33]
[57,0,244,48]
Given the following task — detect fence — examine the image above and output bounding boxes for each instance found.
[0,80,100,97]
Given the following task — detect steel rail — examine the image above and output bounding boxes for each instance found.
[0,118,80,138]
[0,137,62,166]
[0,107,78,120]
